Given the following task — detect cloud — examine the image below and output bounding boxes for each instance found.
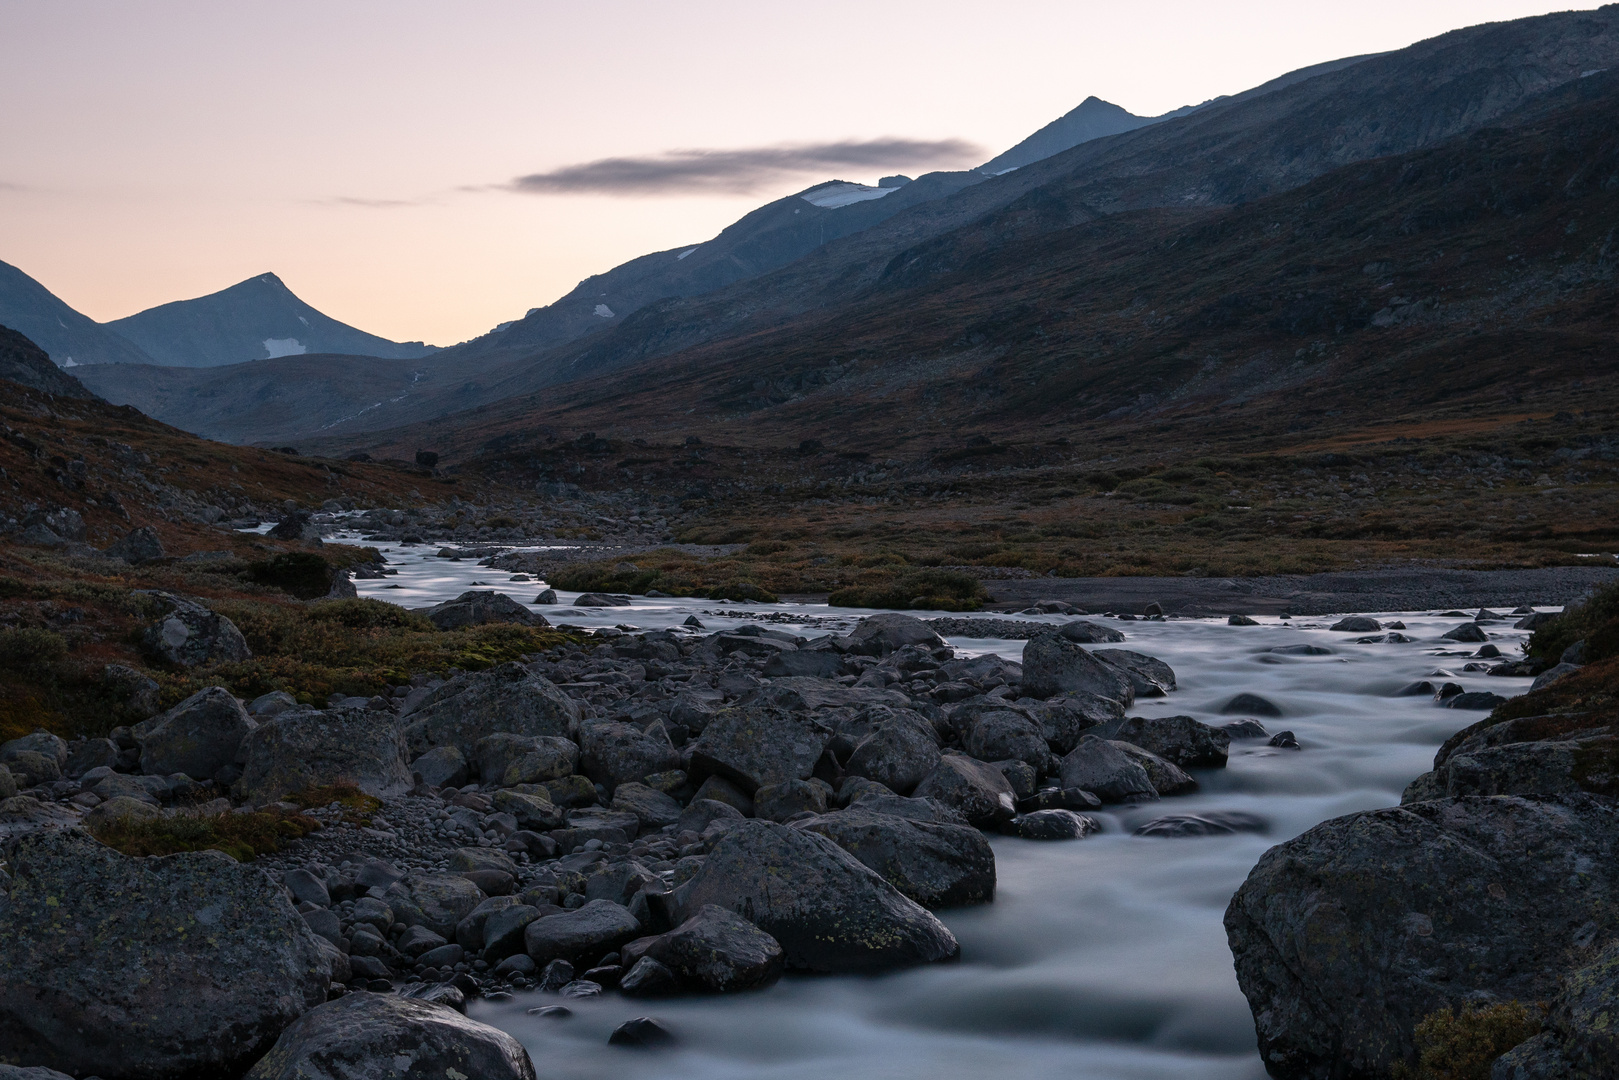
[509,137,982,196]
[316,195,429,208]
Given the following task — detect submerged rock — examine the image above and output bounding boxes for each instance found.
[622,905,784,994]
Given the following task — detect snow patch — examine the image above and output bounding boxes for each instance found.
[262,338,306,358]
[298,315,310,327]
[60,356,77,368]
[799,182,896,209]
[677,248,698,260]
[594,304,615,318]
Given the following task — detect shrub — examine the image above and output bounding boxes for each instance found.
[306,597,433,630]
[242,552,333,600]
[285,781,381,825]
[1395,1001,1540,1080]
[829,569,987,612]
[90,806,319,861]
[1529,580,1619,664]
[0,627,67,671]
[697,582,778,603]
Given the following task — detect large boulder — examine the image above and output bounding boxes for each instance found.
[962,706,1050,773]
[577,720,678,793]
[1111,741,1197,795]
[611,782,683,830]
[844,614,945,656]
[1101,714,1229,768]
[491,789,566,831]
[912,754,1018,827]
[687,705,831,794]
[1055,620,1126,643]
[1025,694,1124,754]
[1091,649,1176,697]
[131,686,256,781]
[523,899,643,965]
[0,830,329,1080]
[102,526,166,565]
[1225,794,1619,1080]
[1020,635,1136,703]
[401,662,580,760]
[236,706,412,804]
[1404,712,1619,802]
[396,874,485,940]
[624,905,784,994]
[244,992,536,1080]
[139,594,251,668]
[475,733,577,786]
[423,590,547,631]
[843,714,941,795]
[1058,736,1156,802]
[677,820,959,973]
[800,807,995,908]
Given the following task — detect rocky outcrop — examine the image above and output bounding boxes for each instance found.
[139,593,251,668]
[0,830,329,1079]
[236,706,412,804]
[131,685,256,781]
[401,662,580,759]
[244,992,536,1080]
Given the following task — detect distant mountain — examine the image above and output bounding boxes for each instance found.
[981,97,1162,175]
[0,325,101,399]
[0,260,158,367]
[105,273,439,367]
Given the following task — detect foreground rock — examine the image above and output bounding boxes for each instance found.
[623,905,784,994]
[132,685,256,780]
[140,593,251,668]
[402,662,580,759]
[688,705,832,793]
[676,820,959,973]
[245,992,536,1080]
[236,706,412,803]
[1020,634,1136,703]
[1225,794,1619,1080]
[0,830,329,1079]
[800,806,995,908]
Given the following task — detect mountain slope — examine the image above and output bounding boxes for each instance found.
[0,325,101,399]
[981,96,1161,174]
[104,272,438,367]
[0,260,158,368]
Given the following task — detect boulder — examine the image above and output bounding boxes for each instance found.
[423,590,547,631]
[1091,649,1176,697]
[1,732,66,770]
[1058,736,1156,802]
[1329,617,1382,632]
[523,900,643,965]
[843,715,941,795]
[1009,809,1099,839]
[481,905,543,961]
[140,594,251,668]
[844,613,945,656]
[401,662,580,760]
[611,782,683,830]
[687,705,831,794]
[475,733,578,786]
[411,745,468,789]
[236,706,412,804]
[677,798,745,836]
[62,738,119,778]
[243,992,536,1080]
[627,905,784,993]
[847,792,969,825]
[762,650,844,678]
[801,807,995,907]
[1229,614,1260,625]
[692,775,753,815]
[753,778,828,822]
[0,796,78,841]
[912,754,1018,827]
[1111,741,1196,795]
[676,820,959,973]
[1442,622,1490,643]
[574,592,632,607]
[1134,811,1267,837]
[577,720,678,792]
[0,830,329,1079]
[1055,620,1126,643]
[1020,634,1136,703]
[963,707,1050,773]
[1026,693,1126,753]
[132,686,256,781]
[401,874,486,940]
[1103,714,1230,768]
[0,765,14,801]
[1,751,58,788]
[266,511,322,543]
[492,789,566,831]
[82,796,162,829]
[1220,692,1283,718]
[101,526,166,565]
[1225,794,1619,1080]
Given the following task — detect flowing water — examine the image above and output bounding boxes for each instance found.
[342,535,1542,1080]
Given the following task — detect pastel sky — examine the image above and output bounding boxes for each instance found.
[0,0,1600,346]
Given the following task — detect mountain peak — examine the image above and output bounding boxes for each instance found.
[981,95,1157,174]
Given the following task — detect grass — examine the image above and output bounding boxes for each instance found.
[90,804,320,862]
[1394,1001,1541,1080]
[284,781,382,825]
[829,568,988,611]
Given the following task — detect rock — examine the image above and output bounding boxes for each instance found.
[1228,614,1259,626]
[1220,692,1283,718]
[993,758,1037,800]
[608,1016,677,1048]
[102,664,162,719]
[0,765,14,801]
[1026,694,1125,754]
[762,650,844,678]
[1446,691,1509,710]
[266,511,322,543]
[402,662,580,760]
[844,715,941,795]
[523,900,643,965]
[482,905,543,961]
[1010,809,1099,839]
[629,904,784,993]
[574,592,632,607]
[411,745,469,788]
[0,796,78,841]
[1055,620,1126,643]
[532,588,558,604]
[1,732,66,770]
[424,590,546,631]
[1020,634,1136,703]
[962,707,1050,773]
[62,738,119,778]
[249,691,301,718]
[1532,663,1583,691]
[1111,741,1196,795]
[140,594,251,668]
[802,808,995,907]
[611,781,683,829]
[677,820,959,973]
[843,613,945,657]
[244,992,536,1080]
[0,830,329,1078]
[1329,617,1382,632]
[82,795,163,829]
[1267,731,1300,749]
[912,754,1018,827]
[677,798,745,836]
[449,846,519,878]
[578,720,678,792]
[1225,794,1619,1080]
[1058,737,1157,803]
[236,706,411,804]
[284,868,331,908]
[477,733,578,786]
[619,956,680,997]
[132,685,256,781]
[0,750,58,788]
[688,705,831,794]
[1092,649,1176,697]
[1442,622,1490,643]
[753,778,828,821]
[102,525,165,564]
[1514,611,1559,630]
[1104,714,1230,768]
[1134,811,1267,837]
[401,875,485,940]
[1018,787,1102,812]
[492,789,566,831]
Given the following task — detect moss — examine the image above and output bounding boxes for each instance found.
[1394,1001,1541,1080]
[90,805,320,861]
[284,781,381,825]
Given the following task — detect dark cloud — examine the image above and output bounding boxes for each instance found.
[509,138,982,195]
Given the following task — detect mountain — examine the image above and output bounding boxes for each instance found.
[981,97,1161,174]
[0,260,158,368]
[0,325,101,399]
[103,272,439,367]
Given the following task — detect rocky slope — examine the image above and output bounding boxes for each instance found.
[0,260,157,368]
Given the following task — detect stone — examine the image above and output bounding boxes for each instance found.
[236,706,411,804]
[1058,736,1156,803]
[912,754,1018,827]
[1055,620,1127,643]
[0,796,78,841]
[762,650,844,678]
[0,752,56,789]
[843,716,941,796]
[1110,741,1196,795]
[1531,663,1583,691]
[132,685,256,780]
[962,706,1050,773]
[1026,694,1125,754]
[411,745,469,789]
[627,904,784,994]
[1,732,66,770]
[492,789,566,831]
[449,846,518,877]
[574,592,632,606]
[1220,692,1283,718]
[1442,622,1490,643]
[543,774,597,808]
[611,781,683,829]
[476,733,578,786]
[1020,634,1136,703]
[424,590,547,631]
[244,992,536,1080]
[401,875,485,940]
[619,956,680,996]
[1228,614,1259,625]
[578,720,678,792]
[692,774,752,814]
[0,765,14,801]
[1103,714,1230,768]
[62,738,119,778]
[753,778,828,822]
[1446,691,1509,710]
[140,594,251,668]
[1092,649,1176,697]
[534,589,558,604]
[1225,794,1619,1080]
[0,830,329,1079]
[102,664,162,719]
[482,905,544,961]
[992,758,1037,800]
[81,795,163,829]
[688,705,831,794]
[401,662,580,760]
[102,526,166,564]
[1268,731,1301,749]
[608,1016,677,1049]
[677,798,745,836]
[284,868,331,908]
[0,1065,77,1080]
[1329,617,1382,632]
[524,900,643,965]
[677,820,959,973]
[843,613,945,656]
[266,511,322,543]
[1133,811,1268,837]
[1010,809,1099,839]
[801,807,995,907]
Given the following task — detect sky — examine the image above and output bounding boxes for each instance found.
[0,0,1602,346]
